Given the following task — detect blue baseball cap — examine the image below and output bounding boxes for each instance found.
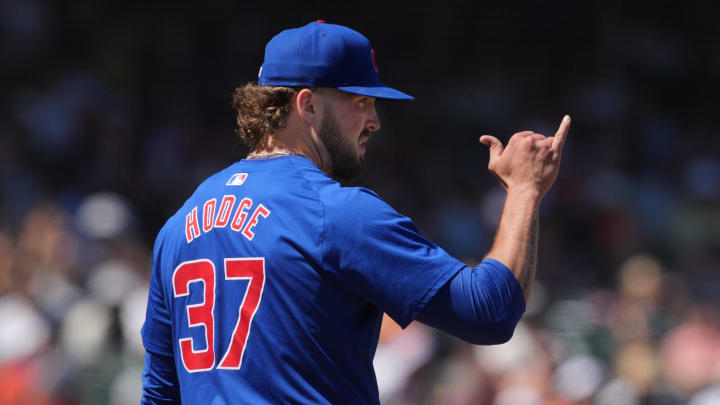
[258,21,414,101]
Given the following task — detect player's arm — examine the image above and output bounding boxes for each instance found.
[141,238,181,404]
[416,116,570,344]
[141,350,180,404]
[479,115,570,302]
[417,258,525,344]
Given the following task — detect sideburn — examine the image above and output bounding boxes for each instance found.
[318,105,366,181]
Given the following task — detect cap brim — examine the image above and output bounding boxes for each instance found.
[337,85,414,101]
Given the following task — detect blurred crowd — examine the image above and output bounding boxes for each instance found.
[2,1,719,404]
[0,200,148,404]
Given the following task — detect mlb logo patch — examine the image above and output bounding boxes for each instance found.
[226,173,248,186]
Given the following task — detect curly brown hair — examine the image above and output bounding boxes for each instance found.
[231,83,300,150]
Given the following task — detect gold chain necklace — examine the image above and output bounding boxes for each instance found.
[246,150,319,167]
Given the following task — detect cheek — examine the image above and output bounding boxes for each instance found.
[337,118,363,140]
[350,114,367,134]
[332,103,366,140]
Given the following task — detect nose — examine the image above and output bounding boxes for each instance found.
[367,106,381,132]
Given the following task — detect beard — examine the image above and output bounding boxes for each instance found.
[318,105,366,180]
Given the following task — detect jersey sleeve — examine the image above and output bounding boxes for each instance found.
[141,228,175,357]
[416,258,526,344]
[141,351,180,404]
[322,187,466,328]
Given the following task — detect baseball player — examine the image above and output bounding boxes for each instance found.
[141,21,570,404]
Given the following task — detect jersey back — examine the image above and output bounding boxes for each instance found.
[142,156,464,404]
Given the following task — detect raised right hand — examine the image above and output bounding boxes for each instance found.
[479,115,570,199]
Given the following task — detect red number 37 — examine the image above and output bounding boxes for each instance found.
[172,257,265,373]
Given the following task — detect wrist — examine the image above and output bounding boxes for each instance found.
[505,185,543,205]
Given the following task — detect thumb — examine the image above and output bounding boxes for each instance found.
[479,135,504,161]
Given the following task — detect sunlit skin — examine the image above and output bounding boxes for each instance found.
[251,88,380,180]
[323,90,380,158]
[478,116,571,302]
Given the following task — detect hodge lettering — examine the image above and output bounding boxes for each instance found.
[185,195,271,243]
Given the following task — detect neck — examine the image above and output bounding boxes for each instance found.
[252,119,332,173]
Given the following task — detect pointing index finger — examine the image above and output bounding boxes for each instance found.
[552,115,571,152]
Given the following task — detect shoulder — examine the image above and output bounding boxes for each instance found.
[323,186,397,219]
[319,185,413,244]
[283,159,396,216]
[287,165,407,238]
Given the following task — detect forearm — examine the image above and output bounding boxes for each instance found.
[485,186,541,303]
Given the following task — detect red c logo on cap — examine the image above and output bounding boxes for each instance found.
[371,49,379,72]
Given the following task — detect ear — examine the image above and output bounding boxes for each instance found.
[296,88,323,127]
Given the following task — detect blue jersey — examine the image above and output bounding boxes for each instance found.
[141,156,467,404]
